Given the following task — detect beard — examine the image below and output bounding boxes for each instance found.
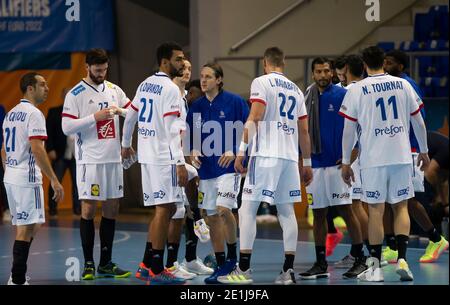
[89,70,105,85]
[386,67,401,77]
[316,78,331,89]
[169,63,184,78]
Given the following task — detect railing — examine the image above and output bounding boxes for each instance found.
[215,51,449,96]
[215,54,334,91]
[343,0,423,54]
[229,0,309,53]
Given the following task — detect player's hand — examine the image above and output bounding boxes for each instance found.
[109,105,123,116]
[190,150,203,169]
[51,178,64,202]
[121,147,136,160]
[301,166,313,187]
[94,108,115,121]
[177,164,188,187]
[341,164,354,187]
[48,150,57,161]
[417,153,430,171]
[336,159,343,169]
[218,151,235,168]
[234,154,247,174]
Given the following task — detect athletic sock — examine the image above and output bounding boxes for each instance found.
[396,235,409,260]
[239,252,252,271]
[11,240,31,284]
[99,217,115,266]
[80,218,95,263]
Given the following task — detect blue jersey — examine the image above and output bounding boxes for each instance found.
[187,90,249,179]
[312,84,347,168]
[400,73,425,151]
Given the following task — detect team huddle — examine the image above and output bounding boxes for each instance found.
[1,42,447,285]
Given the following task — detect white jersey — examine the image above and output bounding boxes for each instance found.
[2,100,47,186]
[130,72,183,165]
[249,72,307,162]
[339,73,423,169]
[345,81,357,89]
[62,80,130,164]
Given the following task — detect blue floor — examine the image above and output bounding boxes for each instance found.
[0,222,448,285]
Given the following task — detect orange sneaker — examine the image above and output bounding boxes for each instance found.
[326,229,343,257]
[135,262,150,281]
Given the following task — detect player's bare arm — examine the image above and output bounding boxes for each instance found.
[341,118,357,187]
[411,108,430,171]
[297,118,313,186]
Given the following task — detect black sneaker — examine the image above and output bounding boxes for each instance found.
[342,256,368,279]
[299,261,329,280]
[82,261,96,280]
[97,262,131,278]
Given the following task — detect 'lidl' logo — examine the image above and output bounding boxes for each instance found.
[198,191,204,205]
[91,184,100,196]
[307,193,313,205]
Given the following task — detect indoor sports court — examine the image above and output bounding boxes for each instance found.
[0,0,448,292]
[0,217,448,285]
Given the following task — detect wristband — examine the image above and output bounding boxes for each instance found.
[239,141,248,152]
[302,158,312,167]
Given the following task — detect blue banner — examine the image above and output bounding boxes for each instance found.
[0,52,71,70]
[0,0,115,52]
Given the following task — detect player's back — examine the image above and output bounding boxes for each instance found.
[132,72,182,165]
[2,100,47,185]
[342,73,423,168]
[249,72,306,162]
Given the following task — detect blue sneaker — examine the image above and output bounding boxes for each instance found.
[147,269,186,285]
[204,259,237,284]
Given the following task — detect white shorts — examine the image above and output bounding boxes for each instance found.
[351,160,362,200]
[76,163,123,201]
[306,165,352,210]
[198,173,241,212]
[5,183,45,226]
[242,157,301,205]
[412,153,425,193]
[141,163,184,206]
[172,164,199,219]
[361,164,414,204]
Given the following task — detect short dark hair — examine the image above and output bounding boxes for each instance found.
[385,49,409,69]
[334,55,347,70]
[156,41,183,66]
[361,46,385,70]
[311,57,332,72]
[85,48,109,66]
[346,54,365,78]
[186,79,201,91]
[202,62,224,89]
[264,47,284,67]
[20,72,40,94]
